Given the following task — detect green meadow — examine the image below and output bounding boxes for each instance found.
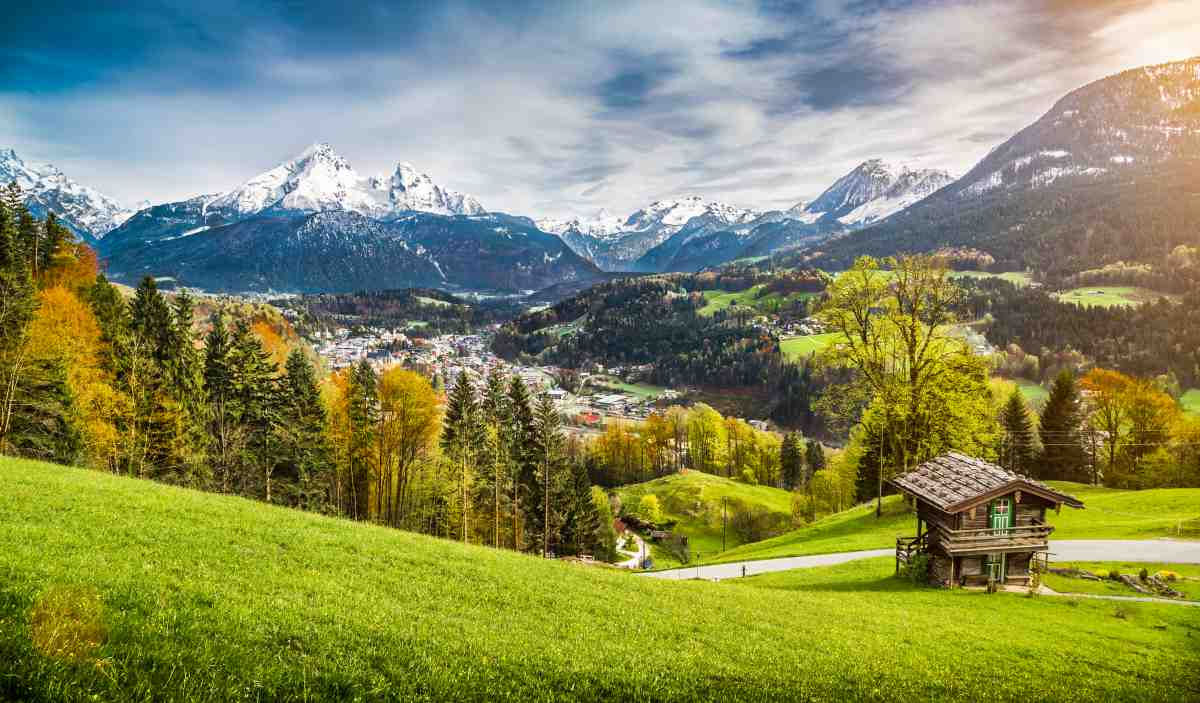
[1053,286,1174,308]
[2,457,1198,702]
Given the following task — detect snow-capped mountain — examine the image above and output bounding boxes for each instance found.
[799,160,954,226]
[549,196,761,270]
[809,56,1200,272]
[0,148,138,240]
[207,143,484,219]
[536,208,625,239]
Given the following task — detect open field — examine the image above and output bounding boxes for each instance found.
[1181,388,1200,417]
[700,481,1200,565]
[588,375,666,399]
[615,471,793,564]
[698,285,816,317]
[3,458,1197,702]
[1053,286,1174,308]
[1042,561,1200,601]
[780,332,840,360]
[1015,379,1048,406]
[948,270,1034,287]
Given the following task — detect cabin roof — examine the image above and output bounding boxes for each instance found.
[890,453,1084,513]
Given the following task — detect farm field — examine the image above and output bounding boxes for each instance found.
[1041,561,1200,601]
[1053,286,1174,308]
[588,375,666,399]
[697,285,817,317]
[615,471,793,565]
[699,481,1200,565]
[1015,379,1048,406]
[2,457,1197,702]
[780,332,840,360]
[948,270,1033,287]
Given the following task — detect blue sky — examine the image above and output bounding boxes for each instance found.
[2,0,1198,218]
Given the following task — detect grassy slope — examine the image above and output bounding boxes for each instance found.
[3,458,1198,702]
[616,472,793,563]
[1015,379,1049,407]
[947,271,1033,287]
[1053,286,1174,308]
[780,333,839,360]
[1180,388,1200,417]
[702,481,1200,565]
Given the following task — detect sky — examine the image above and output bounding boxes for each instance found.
[2,0,1199,220]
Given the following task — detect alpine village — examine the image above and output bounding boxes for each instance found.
[1,2,1199,701]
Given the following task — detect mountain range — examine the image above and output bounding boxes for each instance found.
[809,57,1200,274]
[7,56,1198,292]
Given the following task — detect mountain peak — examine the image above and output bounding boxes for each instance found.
[0,147,136,239]
[804,159,953,226]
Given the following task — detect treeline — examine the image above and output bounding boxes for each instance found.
[0,183,614,560]
[961,278,1200,385]
[278,288,518,338]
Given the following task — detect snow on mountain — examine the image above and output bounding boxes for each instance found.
[0,148,138,239]
[536,208,625,238]
[623,196,759,233]
[801,159,954,226]
[206,143,485,219]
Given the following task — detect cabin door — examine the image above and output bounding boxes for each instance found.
[986,498,1013,584]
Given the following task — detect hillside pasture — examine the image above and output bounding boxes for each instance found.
[1053,286,1174,308]
[780,332,839,360]
[2,458,1197,702]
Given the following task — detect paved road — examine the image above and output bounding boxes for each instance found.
[641,539,1200,581]
[616,533,648,569]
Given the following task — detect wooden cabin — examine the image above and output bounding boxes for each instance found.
[890,453,1084,588]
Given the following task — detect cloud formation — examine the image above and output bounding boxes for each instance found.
[1,0,1197,219]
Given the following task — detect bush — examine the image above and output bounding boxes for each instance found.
[1093,570,1109,579]
[1138,568,1149,582]
[903,552,931,585]
[1155,570,1180,582]
[1108,569,1122,582]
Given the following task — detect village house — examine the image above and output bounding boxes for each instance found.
[891,453,1084,588]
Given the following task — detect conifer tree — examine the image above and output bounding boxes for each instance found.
[780,432,805,489]
[506,375,538,548]
[1000,388,1037,476]
[346,360,378,519]
[559,459,602,557]
[230,319,281,499]
[441,371,479,541]
[278,348,334,510]
[530,393,565,557]
[479,367,511,547]
[0,199,36,452]
[1038,371,1089,481]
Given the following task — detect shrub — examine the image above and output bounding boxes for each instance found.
[1108,569,1122,582]
[1093,570,1109,580]
[903,553,931,585]
[1155,570,1180,582]
[1138,568,1149,582]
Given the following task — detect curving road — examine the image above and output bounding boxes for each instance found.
[640,539,1200,581]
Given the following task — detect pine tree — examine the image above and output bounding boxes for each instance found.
[40,213,69,274]
[346,360,378,519]
[0,200,37,452]
[441,371,479,542]
[204,313,237,491]
[479,367,511,548]
[559,459,602,557]
[278,348,334,511]
[780,432,805,489]
[805,439,825,475]
[506,375,539,549]
[229,319,281,500]
[1038,371,1089,482]
[1000,388,1037,476]
[529,393,566,557]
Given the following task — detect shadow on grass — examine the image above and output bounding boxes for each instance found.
[734,575,919,594]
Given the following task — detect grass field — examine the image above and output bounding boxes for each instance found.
[697,285,816,317]
[1042,561,1200,601]
[700,481,1200,565]
[1053,286,1173,308]
[1015,379,1048,406]
[3,458,1198,702]
[780,332,840,360]
[948,271,1033,287]
[1180,388,1200,417]
[615,472,793,564]
[588,375,665,399]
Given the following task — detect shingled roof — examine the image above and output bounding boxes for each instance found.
[890,453,1084,513]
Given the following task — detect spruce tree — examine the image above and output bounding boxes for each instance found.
[346,360,378,519]
[780,433,805,490]
[559,459,602,557]
[278,348,334,511]
[1000,388,1037,476]
[441,371,479,542]
[1038,371,1089,481]
[530,393,565,557]
[204,313,237,491]
[230,319,281,499]
[506,375,539,549]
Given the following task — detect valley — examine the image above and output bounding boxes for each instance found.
[3,14,1200,700]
